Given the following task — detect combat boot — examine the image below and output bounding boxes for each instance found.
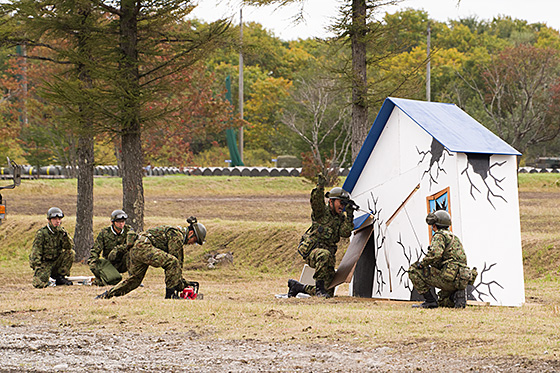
[287,279,306,297]
[55,276,73,286]
[414,290,438,308]
[315,280,330,298]
[165,288,180,299]
[453,289,467,308]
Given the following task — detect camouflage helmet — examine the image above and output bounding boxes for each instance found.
[47,207,64,219]
[426,210,451,227]
[325,187,350,200]
[111,209,128,222]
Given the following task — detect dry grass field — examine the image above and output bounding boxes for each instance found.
[0,174,559,372]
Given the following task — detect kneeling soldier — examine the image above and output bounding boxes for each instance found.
[88,209,135,286]
[95,216,206,299]
[29,207,75,288]
[408,210,477,309]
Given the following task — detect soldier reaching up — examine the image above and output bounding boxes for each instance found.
[287,173,356,298]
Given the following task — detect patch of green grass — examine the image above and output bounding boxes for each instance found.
[518,173,560,191]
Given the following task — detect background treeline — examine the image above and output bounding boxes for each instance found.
[2,8,560,172]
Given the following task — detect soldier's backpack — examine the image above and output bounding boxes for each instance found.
[297,226,318,260]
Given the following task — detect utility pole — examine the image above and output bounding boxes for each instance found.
[426,22,431,102]
[238,9,244,162]
[16,44,28,127]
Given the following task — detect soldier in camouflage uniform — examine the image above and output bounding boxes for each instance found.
[88,210,136,286]
[29,207,75,288]
[408,210,476,309]
[287,174,355,298]
[95,216,206,299]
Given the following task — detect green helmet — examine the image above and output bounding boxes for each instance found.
[47,207,64,219]
[325,187,350,200]
[111,209,128,222]
[192,222,207,245]
[184,216,207,245]
[426,210,451,227]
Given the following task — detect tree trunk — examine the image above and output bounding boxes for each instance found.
[351,0,368,162]
[121,131,144,232]
[73,4,95,262]
[119,0,144,232]
[74,134,94,261]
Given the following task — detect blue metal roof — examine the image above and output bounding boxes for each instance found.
[344,97,521,193]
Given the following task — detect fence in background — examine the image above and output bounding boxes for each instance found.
[0,165,555,180]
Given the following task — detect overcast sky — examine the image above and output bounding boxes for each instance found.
[189,0,560,41]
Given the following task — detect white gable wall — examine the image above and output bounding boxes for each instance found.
[351,109,431,203]
[456,153,525,306]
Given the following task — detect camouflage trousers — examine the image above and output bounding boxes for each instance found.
[408,264,462,295]
[106,238,182,298]
[32,249,75,288]
[302,247,336,297]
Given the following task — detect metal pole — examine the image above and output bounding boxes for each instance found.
[238,9,244,162]
[16,44,28,127]
[426,22,431,102]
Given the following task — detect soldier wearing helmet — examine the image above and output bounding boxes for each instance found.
[408,210,477,309]
[95,216,206,300]
[29,207,75,288]
[287,173,356,298]
[88,209,136,286]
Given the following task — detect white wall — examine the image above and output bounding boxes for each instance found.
[456,153,525,306]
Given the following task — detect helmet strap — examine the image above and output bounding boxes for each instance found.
[183,226,193,244]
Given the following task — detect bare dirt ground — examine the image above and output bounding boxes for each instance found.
[7,194,311,223]
[1,323,558,372]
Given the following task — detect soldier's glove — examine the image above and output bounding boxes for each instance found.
[186,216,197,225]
[317,173,326,188]
[107,249,118,262]
[95,290,110,299]
[343,199,359,212]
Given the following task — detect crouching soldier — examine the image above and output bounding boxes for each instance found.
[287,173,355,298]
[29,207,75,288]
[95,216,206,299]
[408,210,477,309]
[88,210,136,286]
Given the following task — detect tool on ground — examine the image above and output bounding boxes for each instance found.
[179,281,201,300]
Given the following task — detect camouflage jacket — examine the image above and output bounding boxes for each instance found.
[422,228,467,269]
[29,223,74,269]
[89,224,135,265]
[140,225,184,266]
[306,184,354,253]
